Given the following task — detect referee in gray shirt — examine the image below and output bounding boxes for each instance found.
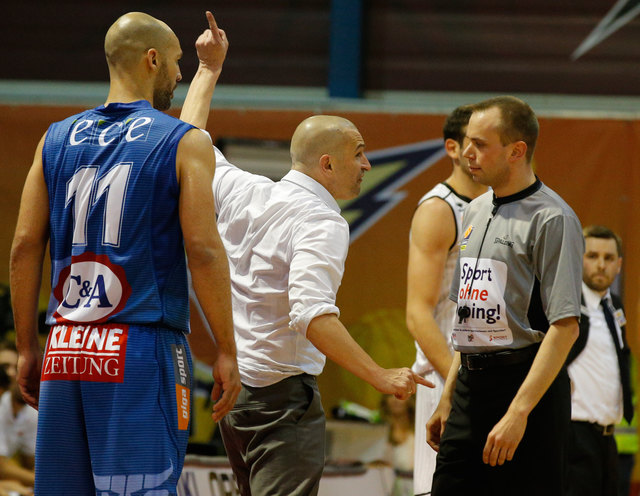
[427,96,583,496]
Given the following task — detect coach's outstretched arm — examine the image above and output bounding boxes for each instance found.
[307,314,434,400]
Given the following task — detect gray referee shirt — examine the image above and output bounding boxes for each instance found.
[449,179,583,354]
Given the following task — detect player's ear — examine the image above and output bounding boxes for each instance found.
[145,48,159,71]
[444,138,459,160]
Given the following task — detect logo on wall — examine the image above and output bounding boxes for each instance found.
[573,0,640,59]
[341,139,446,242]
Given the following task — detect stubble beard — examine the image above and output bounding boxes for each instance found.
[584,273,612,293]
[153,63,173,111]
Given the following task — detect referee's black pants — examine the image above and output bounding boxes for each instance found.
[431,357,571,496]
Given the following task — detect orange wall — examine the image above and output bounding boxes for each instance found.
[2,104,638,415]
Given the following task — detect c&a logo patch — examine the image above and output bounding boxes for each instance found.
[42,324,128,383]
[53,252,132,323]
[172,344,191,431]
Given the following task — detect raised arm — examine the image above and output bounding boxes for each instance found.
[10,133,50,410]
[406,197,457,379]
[180,11,228,129]
[176,128,240,421]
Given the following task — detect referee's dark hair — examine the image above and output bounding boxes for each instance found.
[583,225,623,257]
[443,105,473,146]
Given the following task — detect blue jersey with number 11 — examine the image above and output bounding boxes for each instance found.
[42,100,195,331]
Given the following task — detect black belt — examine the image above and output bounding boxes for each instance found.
[460,345,539,371]
[575,421,615,436]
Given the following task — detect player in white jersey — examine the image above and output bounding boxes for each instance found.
[406,106,487,495]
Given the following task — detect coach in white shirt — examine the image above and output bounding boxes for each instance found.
[204,117,429,496]
[179,16,430,495]
[566,225,633,496]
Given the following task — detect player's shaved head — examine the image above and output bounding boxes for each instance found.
[104,12,177,71]
[290,115,358,171]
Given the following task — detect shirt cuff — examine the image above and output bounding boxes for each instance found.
[290,304,340,336]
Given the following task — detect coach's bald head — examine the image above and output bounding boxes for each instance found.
[291,115,371,200]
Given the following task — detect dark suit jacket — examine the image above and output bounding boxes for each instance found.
[566,292,630,366]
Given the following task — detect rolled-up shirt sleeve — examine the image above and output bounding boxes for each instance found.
[288,213,350,335]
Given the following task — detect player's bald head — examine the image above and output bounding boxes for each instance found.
[290,115,358,170]
[104,12,178,71]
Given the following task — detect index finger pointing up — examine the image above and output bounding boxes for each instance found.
[206,11,221,37]
[205,11,224,43]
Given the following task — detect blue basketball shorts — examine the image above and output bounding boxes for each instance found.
[35,323,193,495]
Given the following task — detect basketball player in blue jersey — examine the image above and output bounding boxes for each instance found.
[10,11,240,495]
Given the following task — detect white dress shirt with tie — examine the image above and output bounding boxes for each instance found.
[212,147,350,387]
[568,282,623,426]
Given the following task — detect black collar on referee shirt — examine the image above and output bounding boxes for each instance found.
[492,177,542,210]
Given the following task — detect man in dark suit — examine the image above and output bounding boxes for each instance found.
[566,225,633,496]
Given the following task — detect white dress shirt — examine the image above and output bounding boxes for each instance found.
[0,391,38,458]
[568,283,623,425]
[212,147,350,387]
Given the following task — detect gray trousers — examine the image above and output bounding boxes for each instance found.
[219,373,325,496]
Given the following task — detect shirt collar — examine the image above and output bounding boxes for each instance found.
[281,169,341,213]
[492,177,542,208]
[582,281,611,310]
[442,182,474,203]
[95,100,153,113]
